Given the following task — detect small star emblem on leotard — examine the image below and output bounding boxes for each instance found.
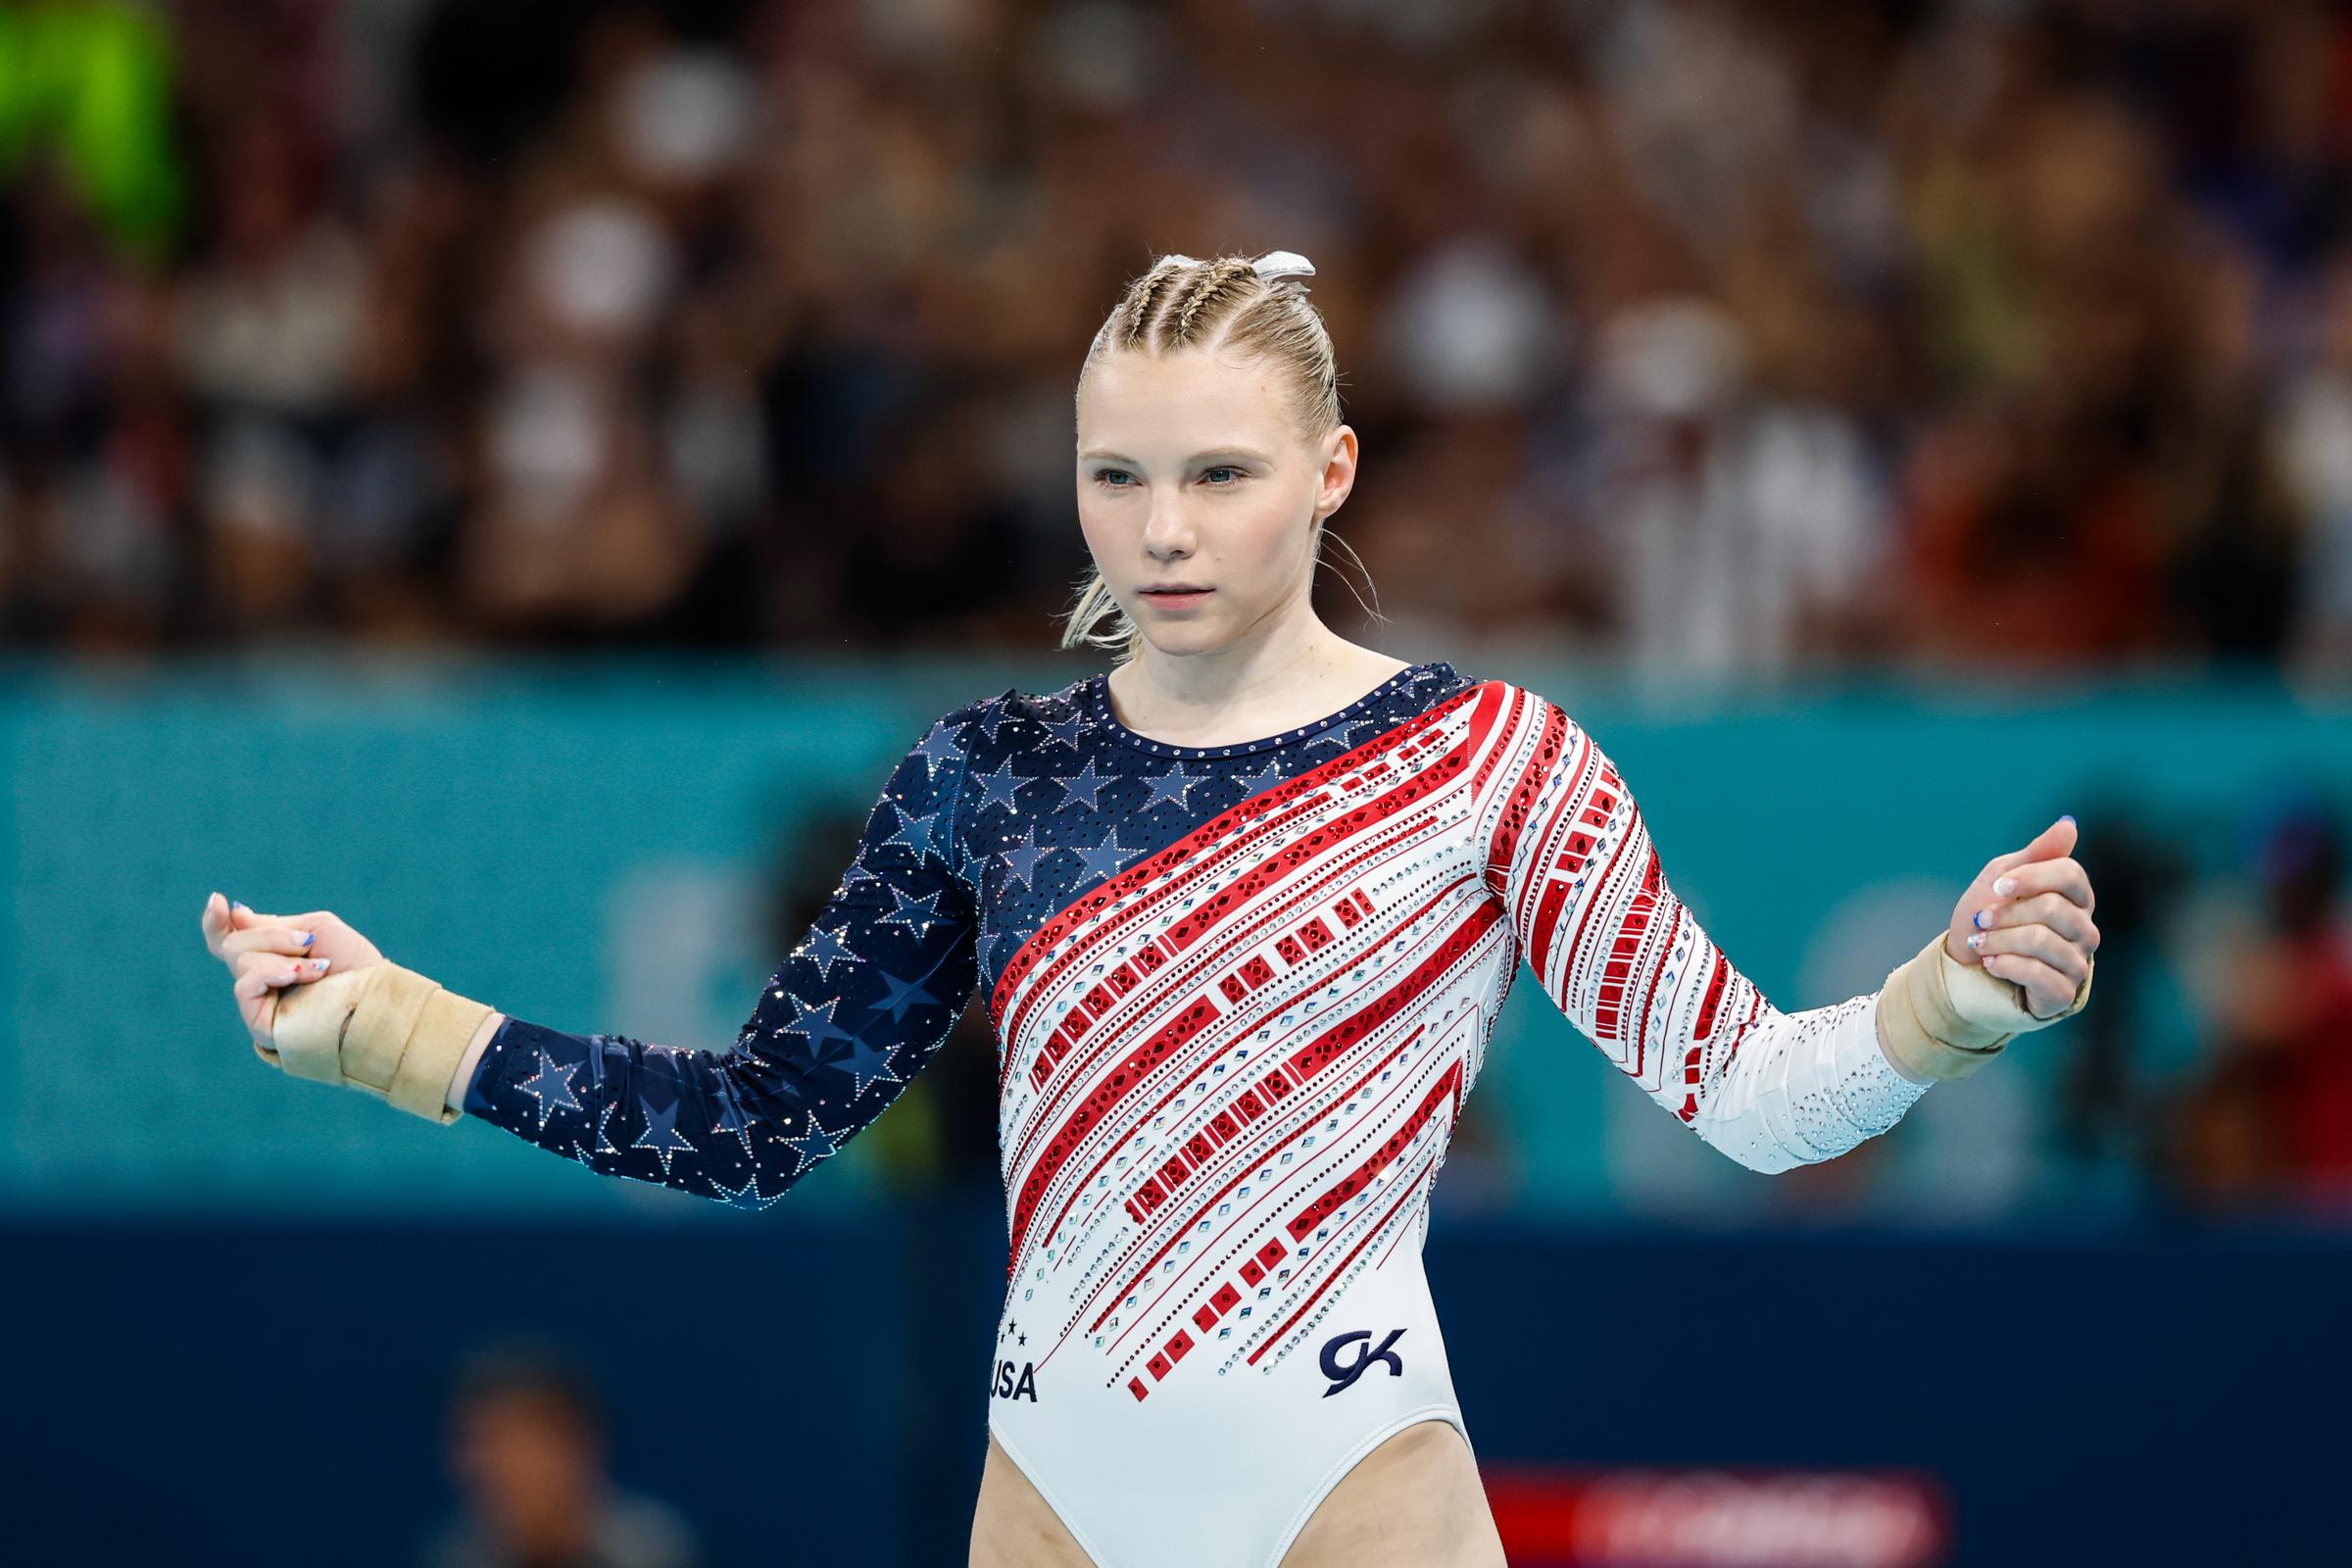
[1233,756,1289,802]
[883,803,944,861]
[1072,826,1131,881]
[783,1115,838,1172]
[999,824,1050,891]
[835,1036,902,1095]
[793,924,857,981]
[706,1166,766,1209]
[1309,722,1360,750]
[1142,763,1200,809]
[973,701,1019,744]
[778,994,858,1056]
[1054,758,1110,812]
[877,885,946,933]
[518,1049,582,1133]
[971,755,1027,815]
[911,718,967,780]
[629,1100,697,1176]
[870,964,942,1022]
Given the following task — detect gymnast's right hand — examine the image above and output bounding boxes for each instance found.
[200,894,485,1124]
[198,891,381,1053]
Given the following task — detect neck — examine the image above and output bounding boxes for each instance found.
[1121,612,1351,717]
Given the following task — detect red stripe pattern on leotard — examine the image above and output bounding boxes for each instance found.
[993,682,1511,1396]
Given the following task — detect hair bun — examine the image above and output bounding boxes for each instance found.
[1250,250,1315,285]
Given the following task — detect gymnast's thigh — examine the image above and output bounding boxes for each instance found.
[1278,1417,1506,1568]
[970,1431,1096,1567]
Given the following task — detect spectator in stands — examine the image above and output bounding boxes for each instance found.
[422,1338,701,1568]
[2173,796,2352,1213]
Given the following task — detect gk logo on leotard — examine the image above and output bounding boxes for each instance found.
[1318,1329,1405,1397]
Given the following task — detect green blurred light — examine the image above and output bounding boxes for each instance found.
[0,2,185,263]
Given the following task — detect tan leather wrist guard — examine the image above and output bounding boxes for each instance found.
[1875,931,2094,1082]
[256,961,492,1125]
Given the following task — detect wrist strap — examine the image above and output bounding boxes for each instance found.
[1876,932,2093,1082]
[268,962,492,1125]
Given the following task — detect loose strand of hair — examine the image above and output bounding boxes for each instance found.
[1316,526,1388,632]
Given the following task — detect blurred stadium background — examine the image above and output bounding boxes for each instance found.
[7,0,2352,1563]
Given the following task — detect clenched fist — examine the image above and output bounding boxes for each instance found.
[1943,816,2099,1019]
[198,892,384,1054]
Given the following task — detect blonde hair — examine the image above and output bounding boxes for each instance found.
[1060,251,1376,662]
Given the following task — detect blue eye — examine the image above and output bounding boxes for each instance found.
[1092,465,1245,487]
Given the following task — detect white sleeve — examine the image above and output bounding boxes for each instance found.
[1477,685,1930,1174]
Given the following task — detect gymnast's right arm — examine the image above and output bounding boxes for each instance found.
[218,710,983,1208]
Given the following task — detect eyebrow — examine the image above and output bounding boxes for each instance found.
[1079,447,1276,466]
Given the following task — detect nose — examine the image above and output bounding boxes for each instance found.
[1142,494,1196,560]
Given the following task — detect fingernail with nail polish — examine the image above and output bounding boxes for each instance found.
[300,931,316,947]
[1973,907,1989,929]
[1967,932,1984,951]
[1993,875,2018,896]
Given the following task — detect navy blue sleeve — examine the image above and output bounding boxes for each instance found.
[461,708,982,1207]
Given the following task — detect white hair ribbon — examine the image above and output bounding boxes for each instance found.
[1250,250,1315,284]
[1149,251,1314,285]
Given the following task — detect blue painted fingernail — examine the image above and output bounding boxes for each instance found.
[1973,907,1988,928]
[1967,932,1984,951]
[300,931,316,947]
[232,900,249,913]
[2060,813,2076,824]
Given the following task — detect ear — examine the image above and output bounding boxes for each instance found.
[1313,424,1359,521]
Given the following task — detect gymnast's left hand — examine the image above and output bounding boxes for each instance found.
[1943,815,2098,1019]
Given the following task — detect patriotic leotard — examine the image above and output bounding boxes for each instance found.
[464,661,1934,1567]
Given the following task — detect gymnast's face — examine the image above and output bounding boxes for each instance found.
[1076,345,1356,660]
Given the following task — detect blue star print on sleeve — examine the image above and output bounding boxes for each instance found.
[461,705,984,1208]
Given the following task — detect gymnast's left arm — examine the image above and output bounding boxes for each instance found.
[1477,687,2096,1173]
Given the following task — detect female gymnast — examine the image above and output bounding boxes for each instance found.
[200,250,2098,1568]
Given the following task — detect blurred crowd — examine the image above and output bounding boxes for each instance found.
[6,0,2352,675]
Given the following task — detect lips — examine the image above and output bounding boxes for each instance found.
[1142,585,1210,595]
